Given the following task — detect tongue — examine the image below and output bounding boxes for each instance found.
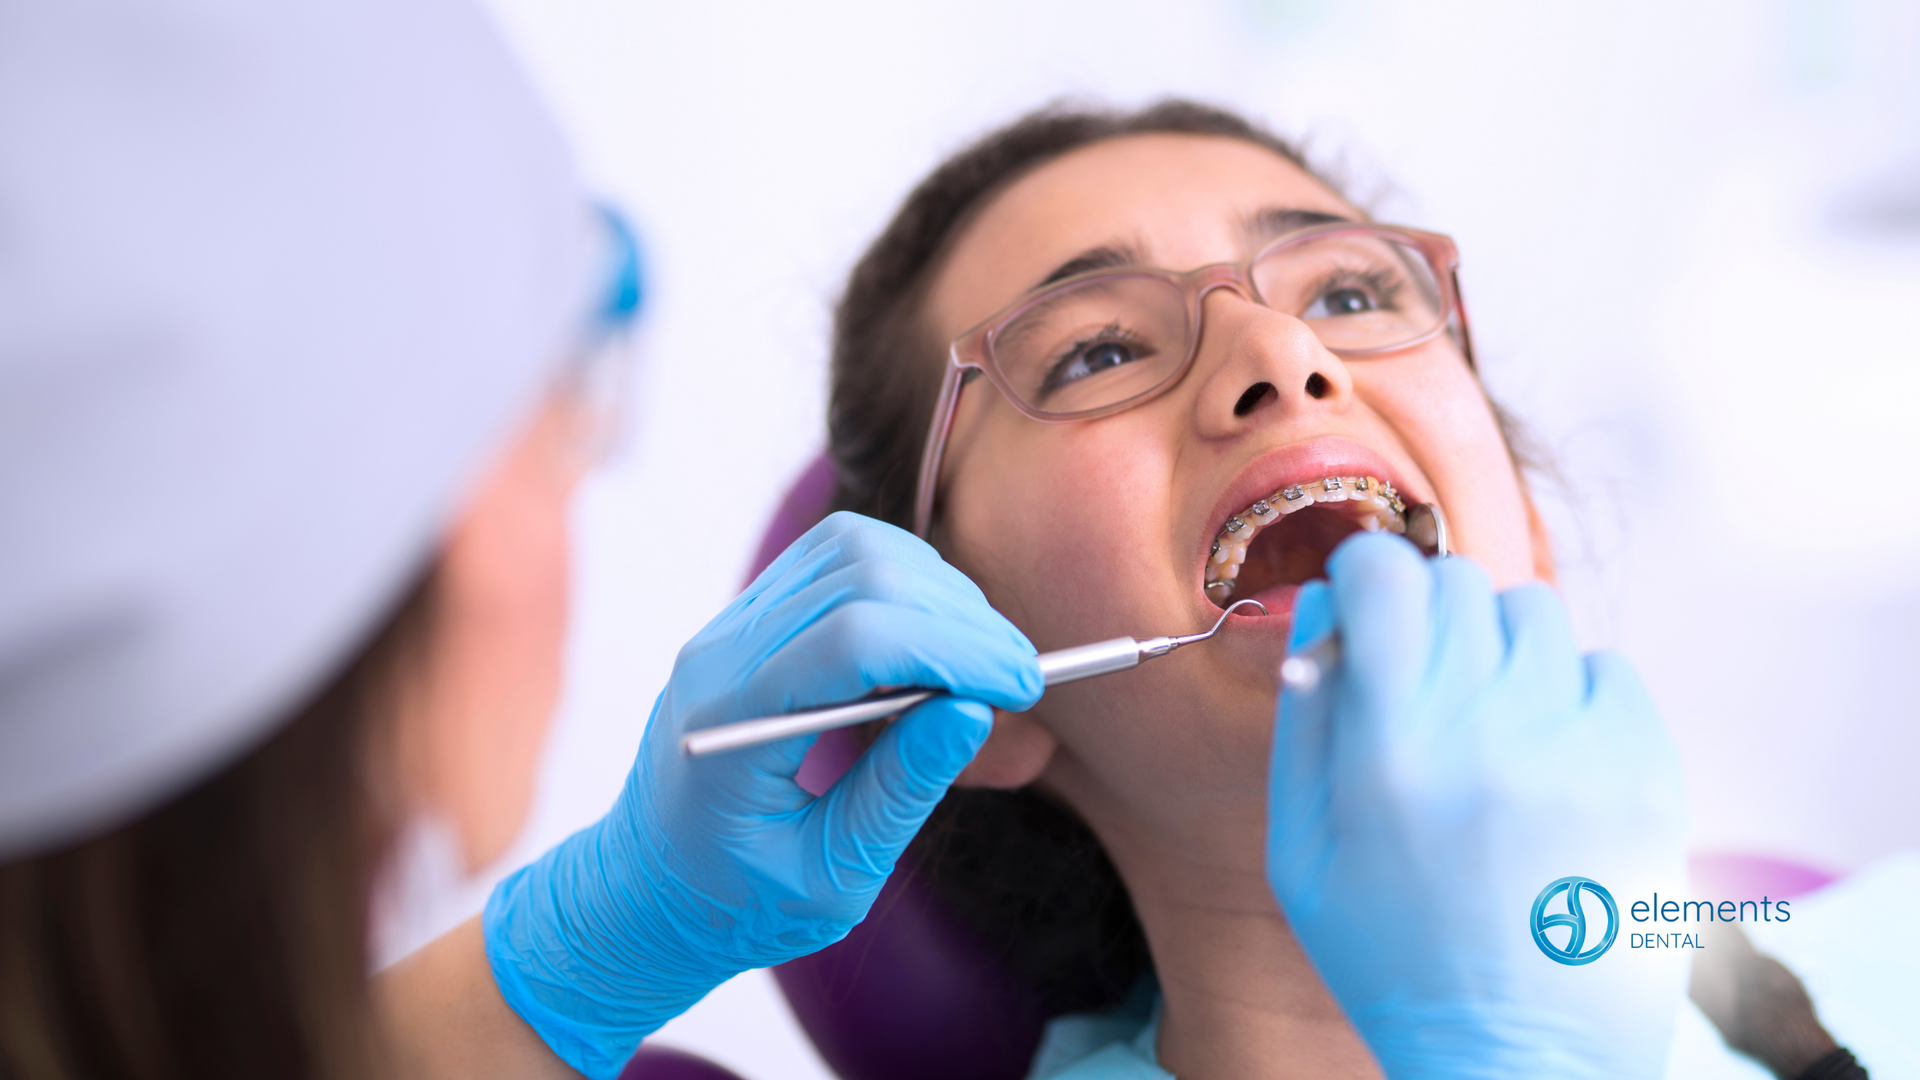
[1238,580,1302,622]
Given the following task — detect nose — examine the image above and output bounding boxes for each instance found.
[1189,286,1351,439]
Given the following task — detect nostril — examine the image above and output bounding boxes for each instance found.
[1234,382,1276,417]
[1304,372,1330,400]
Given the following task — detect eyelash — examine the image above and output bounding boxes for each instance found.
[1309,266,1404,310]
[1041,322,1151,392]
[1028,263,1404,396]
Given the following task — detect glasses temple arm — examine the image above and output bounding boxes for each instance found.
[1447,267,1478,371]
[911,353,969,539]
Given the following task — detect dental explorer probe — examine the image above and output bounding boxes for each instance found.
[681,599,1269,757]
[1277,501,1450,696]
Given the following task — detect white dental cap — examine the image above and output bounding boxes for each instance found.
[0,0,601,858]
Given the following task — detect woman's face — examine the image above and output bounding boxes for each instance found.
[924,134,1540,839]
[396,392,585,871]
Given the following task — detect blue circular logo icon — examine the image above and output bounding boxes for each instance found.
[1530,876,1618,965]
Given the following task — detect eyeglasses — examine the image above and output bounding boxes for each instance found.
[910,222,1473,538]
[560,203,645,464]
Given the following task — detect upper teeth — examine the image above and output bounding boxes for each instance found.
[1204,476,1407,600]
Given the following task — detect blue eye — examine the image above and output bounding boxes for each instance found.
[1070,342,1134,378]
[1046,338,1146,390]
[1309,286,1377,317]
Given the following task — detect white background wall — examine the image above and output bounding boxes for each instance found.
[377,2,1920,1076]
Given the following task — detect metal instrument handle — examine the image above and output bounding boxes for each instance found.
[682,637,1151,757]
[680,688,936,757]
[681,600,1269,757]
[1037,636,1145,685]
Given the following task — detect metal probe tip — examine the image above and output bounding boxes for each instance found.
[1171,598,1267,647]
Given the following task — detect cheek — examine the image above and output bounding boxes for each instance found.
[420,418,577,868]
[943,415,1276,806]
[1364,355,1535,587]
[460,483,571,865]
[944,414,1180,649]
[453,461,572,700]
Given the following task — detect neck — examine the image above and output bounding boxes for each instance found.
[1052,762,1381,1080]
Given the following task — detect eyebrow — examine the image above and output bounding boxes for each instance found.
[1031,243,1144,290]
[1242,206,1354,246]
[1028,208,1355,292]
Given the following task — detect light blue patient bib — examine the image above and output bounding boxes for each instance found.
[1024,982,1169,1080]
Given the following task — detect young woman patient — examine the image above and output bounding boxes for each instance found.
[821,100,1544,1078]
[812,98,1748,1080]
[815,100,1861,1080]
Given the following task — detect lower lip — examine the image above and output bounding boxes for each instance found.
[1220,581,1301,633]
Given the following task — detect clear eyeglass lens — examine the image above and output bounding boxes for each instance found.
[562,328,634,463]
[989,275,1192,415]
[986,232,1445,417]
[1251,232,1444,353]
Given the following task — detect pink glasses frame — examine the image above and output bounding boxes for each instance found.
[910,222,1475,538]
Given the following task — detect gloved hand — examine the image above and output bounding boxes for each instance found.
[1266,532,1688,1079]
[484,512,1042,1078]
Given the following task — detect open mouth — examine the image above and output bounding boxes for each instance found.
[1204,476,1408,608]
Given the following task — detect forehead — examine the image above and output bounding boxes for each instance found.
[927,133,1357,339]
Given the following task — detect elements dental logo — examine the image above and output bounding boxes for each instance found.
[1531,876,1619,966]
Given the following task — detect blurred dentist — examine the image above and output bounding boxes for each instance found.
[0,3,1039,1079]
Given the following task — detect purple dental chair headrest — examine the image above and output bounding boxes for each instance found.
[1688,852,1835,901]
[618,1045,749,1080]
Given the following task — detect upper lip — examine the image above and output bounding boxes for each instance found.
[1197,436,1423,570]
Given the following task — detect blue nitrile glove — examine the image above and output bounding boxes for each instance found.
[484,512,1043,1078]
[1267,532,1688,1079]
